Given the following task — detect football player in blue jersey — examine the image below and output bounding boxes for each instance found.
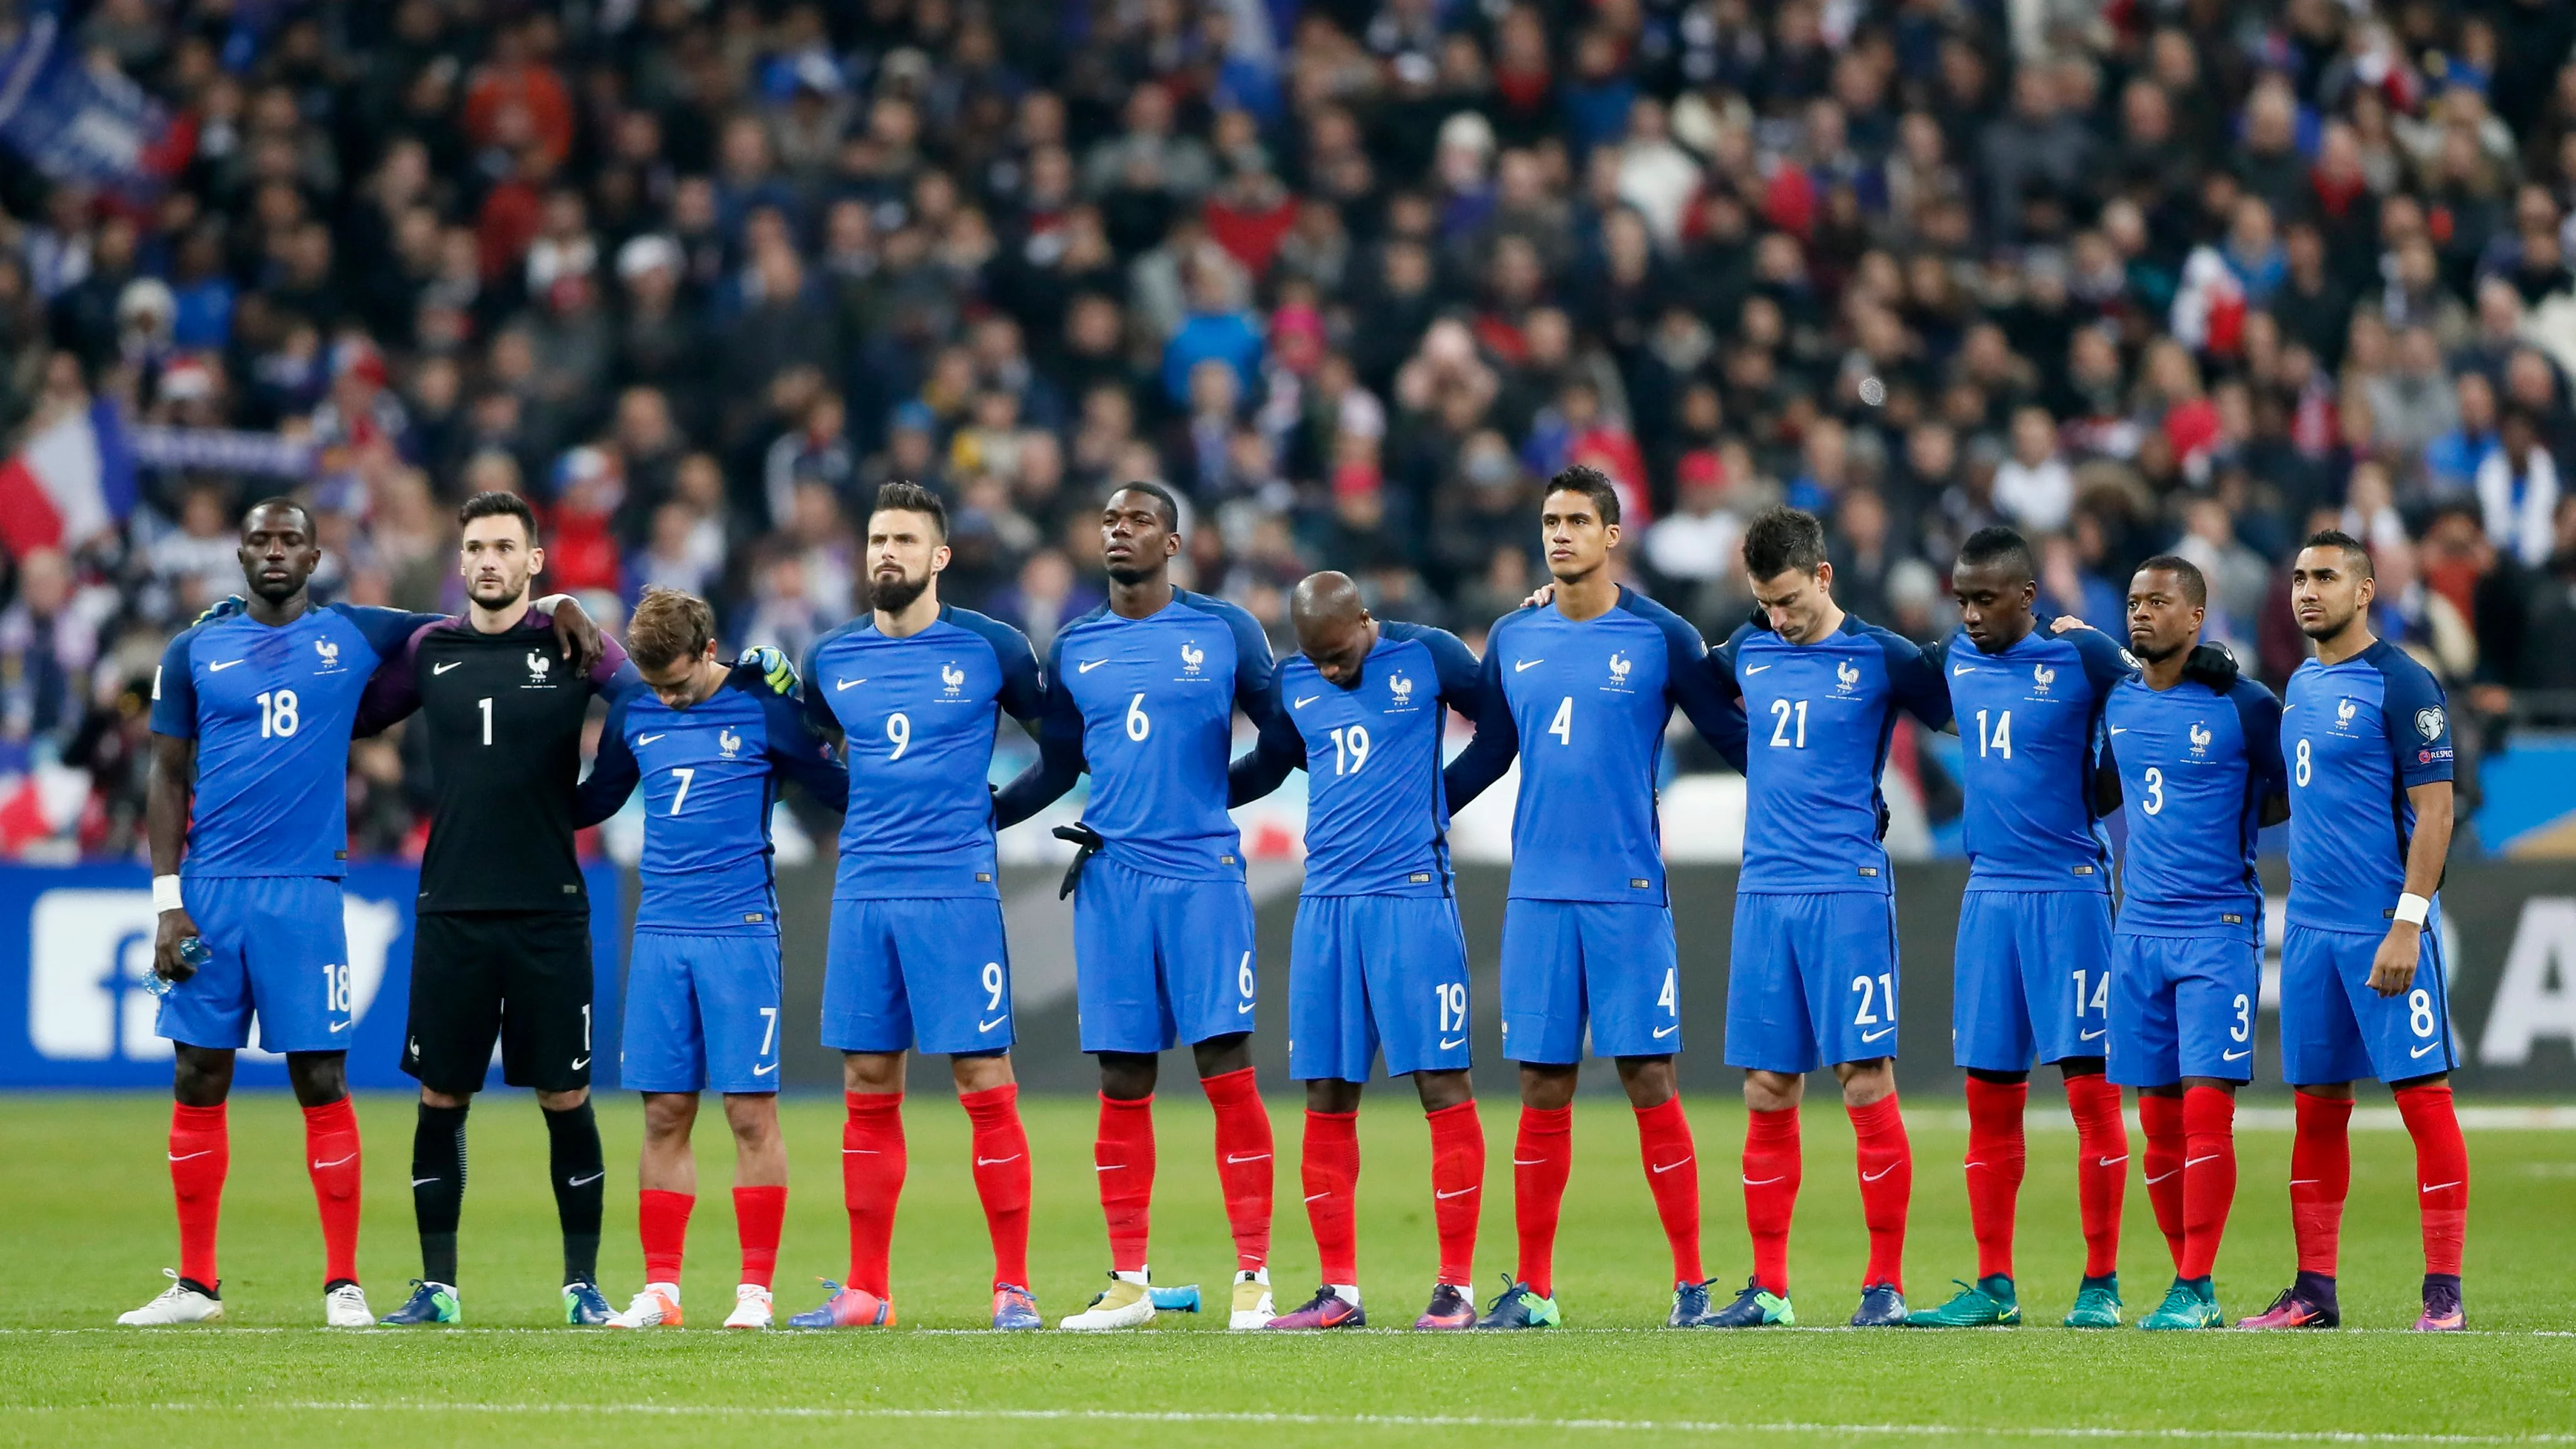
[992,482,1284,1331]
[2100,555,2289,1331]
[568,587,847,1332]
[2239,531,2467,1333]
[1908,528,2138,1330]
[1441,466,1746,1331]
[791,482,1051,1332]
[1703,506,1953,1330]
[1225,572,1490,1331]
[125,498,599,1329]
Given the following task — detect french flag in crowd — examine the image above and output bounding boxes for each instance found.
[0,397,137,558]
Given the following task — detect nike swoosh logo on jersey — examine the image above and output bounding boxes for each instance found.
[1861,1028,1896,1042]
[1438,1036,1467,1050]
[433,661,462,674]
[2080,1028,2107,1041]
[2109,726,2127,735]
[2223,1048,2251,1061]
[1650,1159,1692,1174]
[570,1056,591,1070]
[636,733,665,745]
[1514,658,1543,672]
[979,1016,1009,1031]
[1238,1001,1255,1014]
[1952,664,1975,677]
[206,659,243,672]
[330,1019,353,1032]
[1744,663,1772,674]
[2411,1042,2441,1057]
[753,1062,778,1076]
[836,677,864,691]
[1078,659,1109,673]
[1294,695,1321,709]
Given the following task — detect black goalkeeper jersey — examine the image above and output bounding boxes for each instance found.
[358,610,638,914]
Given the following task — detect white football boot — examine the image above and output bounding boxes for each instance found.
[119,1270,222,1326]
[1229,1268,1275,1331]
[324,1283,373,1328]
[1059,1271,1157,1331]
[723,1285,775,1330]
[607,1283,682,1329]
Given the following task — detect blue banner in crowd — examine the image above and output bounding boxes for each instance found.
[0,9,177,194]
[0,862,626,1091]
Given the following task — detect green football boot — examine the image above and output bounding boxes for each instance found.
[1907,1275,2020,1326]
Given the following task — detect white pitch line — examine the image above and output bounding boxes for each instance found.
[3,1325,2568,1337]
[10,1401,2572,1445]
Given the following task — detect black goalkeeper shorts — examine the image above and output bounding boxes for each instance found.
[401,910,595,1095]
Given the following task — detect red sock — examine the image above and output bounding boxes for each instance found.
[1633,1097,1703,1284]
[2289,1091,2353,1277]
[841,1091,905,1297]
[2394,1082,2468,1276]
[1511,1104,1572,1299]
[1301,1109,1360,1285]
[2179,1085,2236,1280]
[2139,1093,2187,1270]
[1201,1067,1274,1272]
[1095,1093,1156,1274]
[169,1102,228,1288]
[301,1096,362,1285]
[1741,1106,1801,1297]
[638,1188,694,1285]
[1848,1093,1912,1291]
[1426,1101,1484,1285]
[733,1185,785,1289]
[2064,1074,2128,1278]
[1962,1078,2026,1281]
[961,1084,1033,1289]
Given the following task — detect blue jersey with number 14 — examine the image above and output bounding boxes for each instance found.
[1934,620,2131,892]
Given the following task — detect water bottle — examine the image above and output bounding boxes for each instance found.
[143,936,210,997]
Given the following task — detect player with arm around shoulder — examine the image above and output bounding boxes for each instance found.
[790,483,1052,1332]
[569,587,847,1331]
[1436,467,1749,1331]
[2237,531,2468,1333]
[990,481,1285,1331]
[1909,527,2138,1331]
[1224,573,1489,1331]
[1701,506,1954,1330]
[2099,556,2289,1332]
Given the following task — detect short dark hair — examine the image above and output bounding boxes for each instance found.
[1955,525,2035,580]
[458,489,539,543]
[2134,553,2208,607]
[1742,505,1828,579]
[871,480,948,540]
[1542,464,1621,526]
[240,495,311,536]
[2301,528,2373,580]
[1109,479,1181,531]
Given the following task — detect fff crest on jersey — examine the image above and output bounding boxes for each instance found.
[2337,697,2360,727]
[941,662,965,697]
[1388,671,1414,707]
[1607,650,1633,687]
[2031,662,2055,694]
[1180,641,1205,676]
[2189,721,2213,757]
[314,638,341,671]
[1835,658,1861,694]
[525,648,553,682]
[718,727,743,758]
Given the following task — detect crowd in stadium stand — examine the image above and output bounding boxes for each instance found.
[3,0,2576,861]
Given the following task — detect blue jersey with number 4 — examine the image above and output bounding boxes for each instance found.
[576,667,847,934]
[1000,591,1275,880]
[1933,620,2131,892]
[2283,642,2453,933]
[803,608,1045,901]
[1443,589,1741,904]
[2103,674,2285,939]
[1714,613,1953,896]
[150,602,433,877]
[1230,621,1483,897]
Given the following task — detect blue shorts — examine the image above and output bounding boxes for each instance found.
[621,931,783,1094]
[2279,922,2458,1085]
[157,876,350,1053]
[1289,894,1472,1082]
[1953,891,2116,1071]
[822,897,1016,1057]
[1496,899,1679,1064]
[1726,892,1899,1074]
[2107,932,2260,1087]
[1073,856,1258,1053]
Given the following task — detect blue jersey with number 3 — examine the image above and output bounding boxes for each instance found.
[150,602,432,877]
[2283,642,2453,933]
[2104,674,2285,939]
[1934,621,2131,892]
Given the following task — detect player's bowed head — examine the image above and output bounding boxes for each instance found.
[1292,571,1380,687]
[626,586,732,711]
[1742,504,1844,644]
[1951,525,2041,657]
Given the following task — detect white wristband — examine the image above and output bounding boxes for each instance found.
[2394,892,2431,926]
[152,875,184,914]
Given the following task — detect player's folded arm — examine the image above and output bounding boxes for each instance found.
[1226,681,1304,807]
[1439,626,1521,812]
[570,697,643,828]
[758,687,850,811]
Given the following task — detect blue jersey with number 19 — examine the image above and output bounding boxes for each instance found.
[1934,620,2131,892]
[150,602,434,877]
[1442,588,1743,904]
[2283,641,2454,932]
[1714,613,1953,896]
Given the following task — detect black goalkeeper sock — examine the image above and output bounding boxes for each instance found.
[411,1102,469,1287]
[543,1098,604,1286]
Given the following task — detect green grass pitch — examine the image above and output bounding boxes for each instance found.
[3,1091,2571,1446]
